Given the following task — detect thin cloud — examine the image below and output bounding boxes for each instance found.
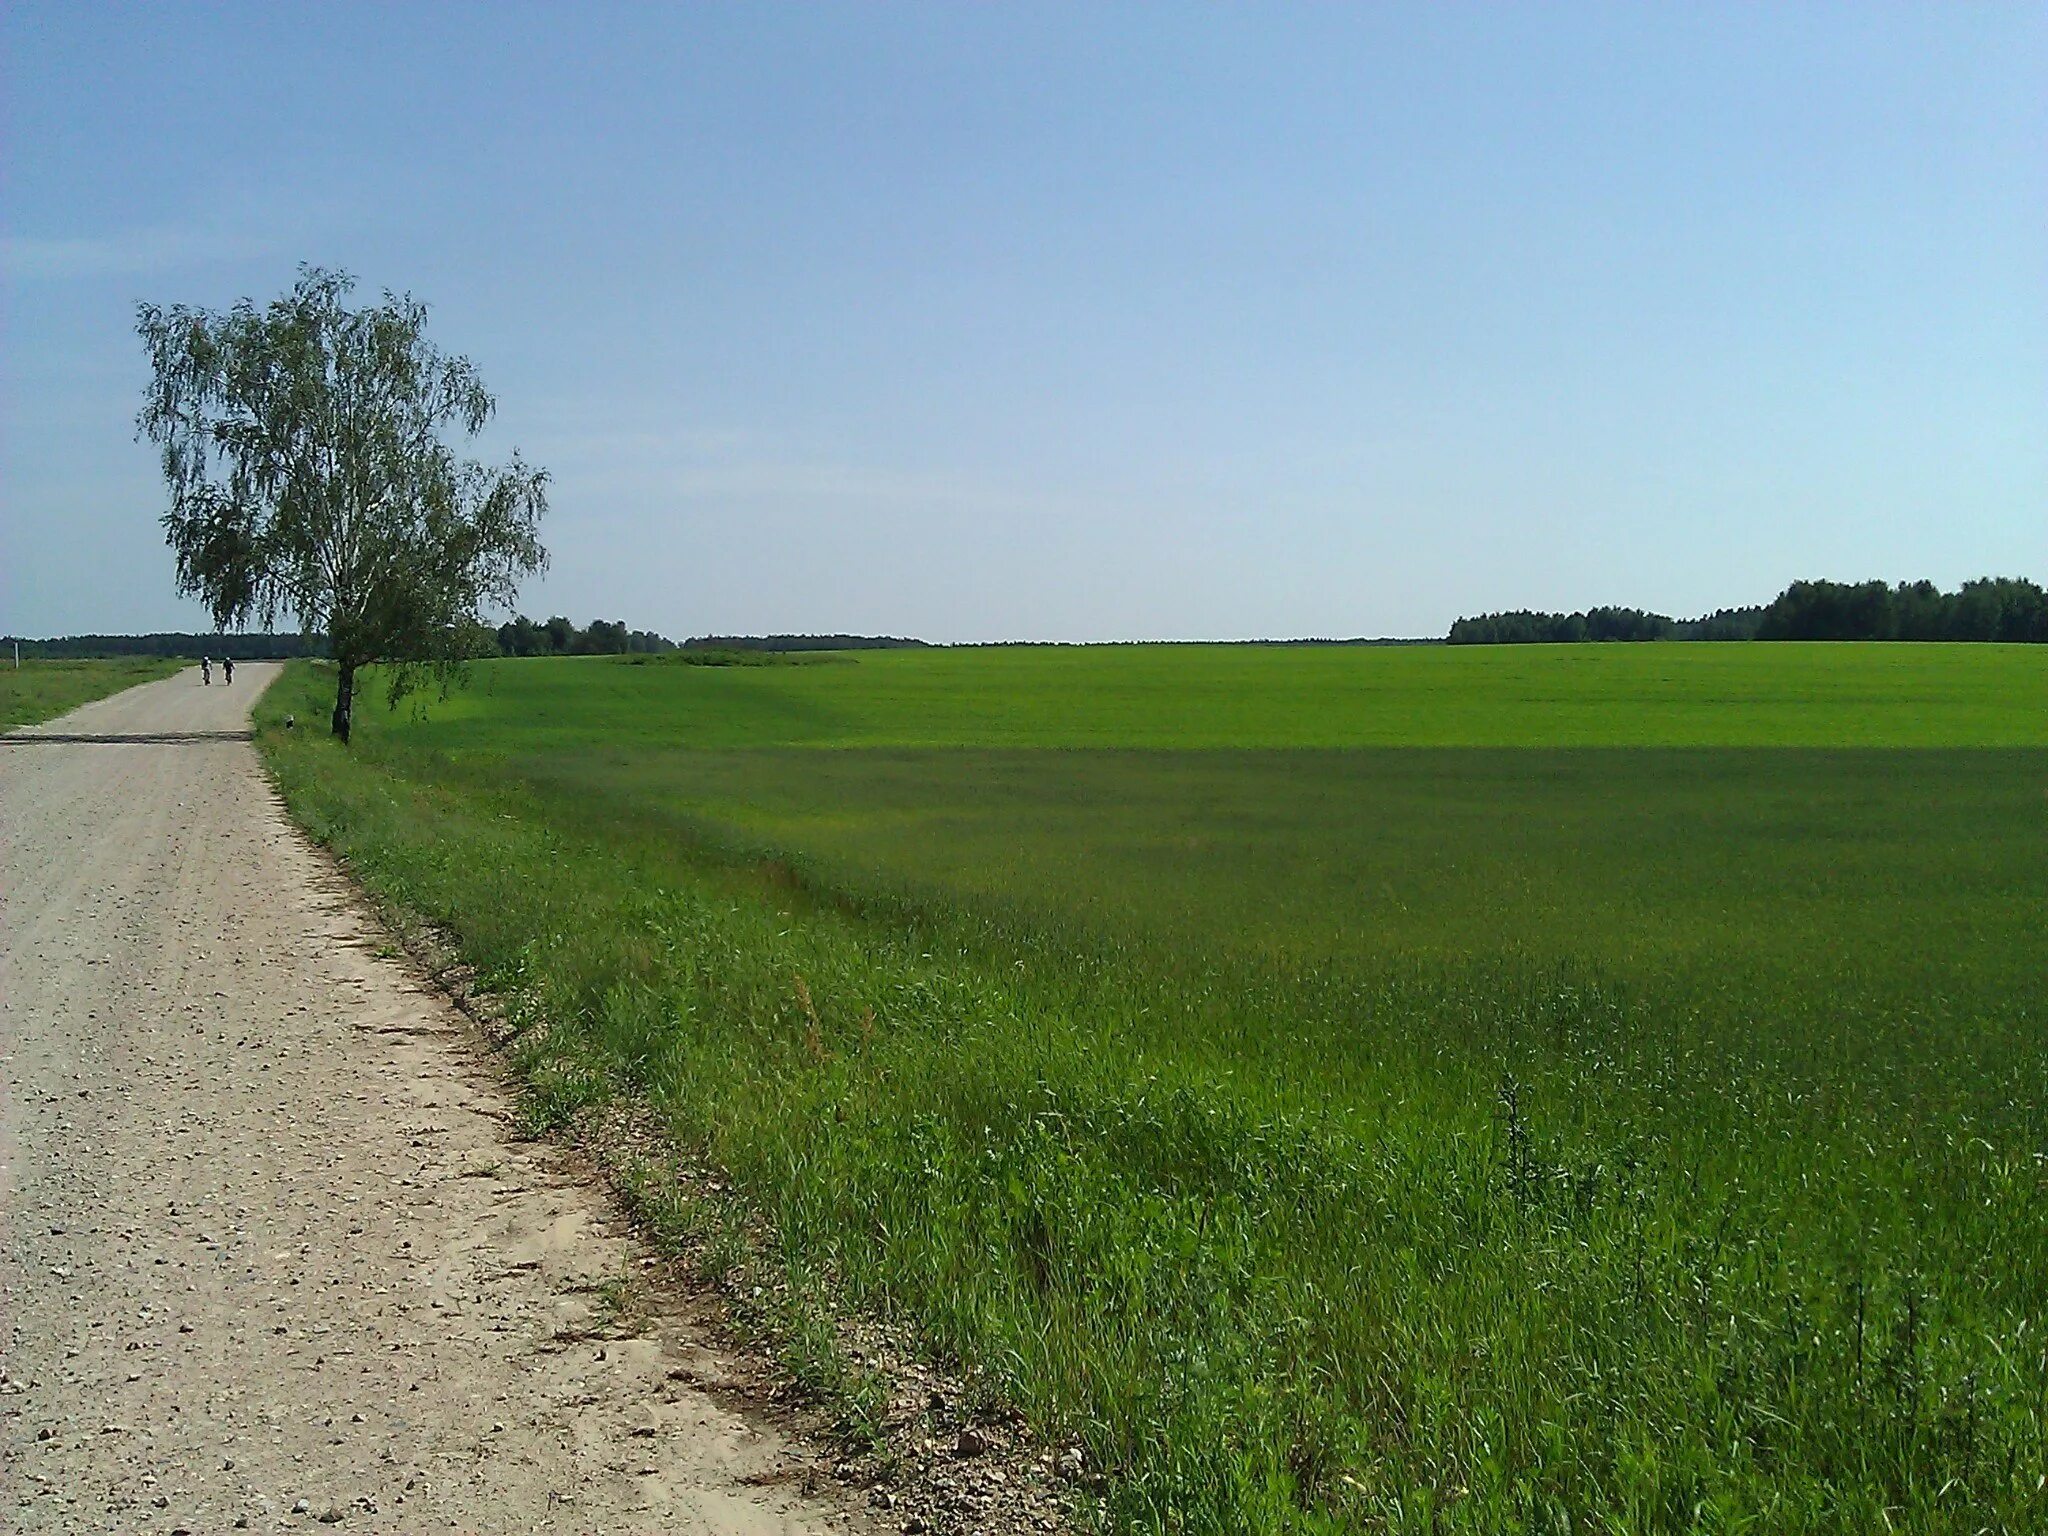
[1,191,342,280]
[533,415,1107,518]
[567,446,1103,521]
[0,224,269,280]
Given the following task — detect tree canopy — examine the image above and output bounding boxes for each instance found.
[137,266,548,739]
[1448,578,2046,645]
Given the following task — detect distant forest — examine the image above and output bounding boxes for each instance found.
[7,620,678,660]
[1448,577,2048,644]
[494,615,677,655]
[500,623,928,654]
[4,623,927,661]
[19,581,2041,660]
[683,634,930,652]
[6,632,329,660]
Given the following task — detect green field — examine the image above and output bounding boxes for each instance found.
[259,644,2047,1533]
[0,656,184,730]
[419,640,2048,748]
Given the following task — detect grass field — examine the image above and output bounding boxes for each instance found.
[259,644,2047,1533]
[416,640,2048,748]
[0,656,184,730]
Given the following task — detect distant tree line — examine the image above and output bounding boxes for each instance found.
[1447,605,1768,644]
[1448,578,2047,644]
[10,618,683,661]
[1448,607,1685,644]
[5,632,329,659]
[494,615,677,655]
[1754,578,2046,641]
[683,634,930,652]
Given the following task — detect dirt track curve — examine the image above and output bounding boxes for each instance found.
[1,666,855,1534]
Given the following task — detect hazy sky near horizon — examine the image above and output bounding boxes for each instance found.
[4,3,2042,642]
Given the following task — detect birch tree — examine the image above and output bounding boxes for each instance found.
[138,266,548,741]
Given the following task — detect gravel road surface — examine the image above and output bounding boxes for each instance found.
[1,666,853,1534]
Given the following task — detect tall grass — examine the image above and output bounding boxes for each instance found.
[258,654,2048,1533]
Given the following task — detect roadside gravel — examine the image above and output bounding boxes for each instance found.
[0,665,859,1534]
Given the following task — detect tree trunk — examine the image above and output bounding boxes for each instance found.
[332,660,355,743]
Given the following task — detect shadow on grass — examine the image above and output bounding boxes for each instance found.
[1,730,255,745]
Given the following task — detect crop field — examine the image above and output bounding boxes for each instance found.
[259,643,2047,1533]
[0,655,184,730]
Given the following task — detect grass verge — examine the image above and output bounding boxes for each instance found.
[257,658,2047,1534]
[0,656,184,729]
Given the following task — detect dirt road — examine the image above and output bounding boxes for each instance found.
[1,667,854,1533]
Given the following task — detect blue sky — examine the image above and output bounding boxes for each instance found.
[4,3,2042,641]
